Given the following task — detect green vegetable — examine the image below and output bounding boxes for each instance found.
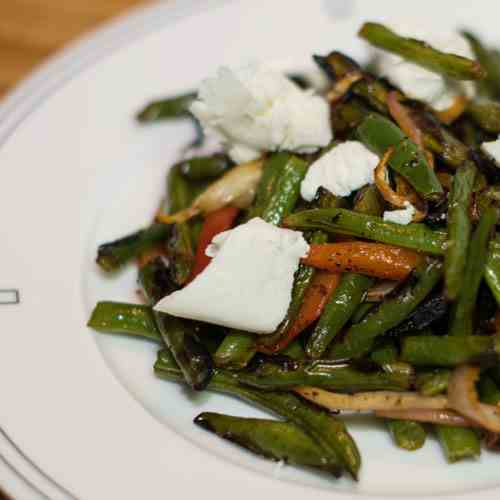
[449,207,497,336]
[87,301,160,342]
[260,153,308,225]
[306,273,374,359]
[445,161,477,300]
[357,113,443,200]
[194,412,341,474]
[178,154,232,180]
[155,350,361,479]
[136,92,196,122]
[238,359,411,392]
[478,375,500,405]
[140,258,212,390]
[485,236,500,306]
[387,420,427,451]
[96,223,169,272]
[468,100,500,133]
[416,370,451,396]
[359,23,485,81]
[281,339,306,360]
[435,426,480,463]
[284,208,446,255]
[370,342,398,366]
[351,302,376,324]
[329,259,443,360]
[213,332,257,371]
[401,335,500,367]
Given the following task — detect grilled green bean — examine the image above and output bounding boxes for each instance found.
[370,342,398,366]
[352,302,376,324]
[387,420,427,451]
[359,23,485,81]
[357,113,443,200]
[238,359,411,392]
[449,207,497,336]
[284,208,447,255]
[136,92,196,122]
[445,161,477,300]
[468,100,500,133]
[435,426,480,463]
[329,259,443,360]
[155,350,361,478]
[478,375,500,405]
[87,301,160,342]
[401,335,500,367]
[213,332,257,370]
[260,153,308,225]
[140,258,212,390]
[485,235,500,306]
[178,154,232,180]
[194,412,340,474]
[282,339,306,360]
[306,274,374,359]
[96,223,169,272]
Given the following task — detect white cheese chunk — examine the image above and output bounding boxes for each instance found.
[190,62,332,164]
[482,137,500,165]
[154,218,310,334]
[300,141,379,200]
[372,26,476,111]
[383,202,416,225]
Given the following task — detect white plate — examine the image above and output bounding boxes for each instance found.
[1,0,500,498]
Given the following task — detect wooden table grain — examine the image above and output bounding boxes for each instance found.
[0,0,151,98]
[1,2,153,498]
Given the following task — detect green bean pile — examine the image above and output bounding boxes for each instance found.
[88,23,500,481]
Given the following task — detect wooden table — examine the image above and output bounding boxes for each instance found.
[0,0,151,98]
[1,2,152,498]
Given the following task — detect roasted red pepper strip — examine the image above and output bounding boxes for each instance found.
[259,272,341,354]
[303,242,421,281]
[187,206,240,283]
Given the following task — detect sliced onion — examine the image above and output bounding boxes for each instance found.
[295,387,448,412]
[374,148,427,222]
[366,280,400,302]
[435,95,468,125]
[448,365,500,433]
[326,71,363,103]
[375,409,479,427]
[157,159,264,224]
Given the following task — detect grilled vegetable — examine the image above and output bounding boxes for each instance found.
[155,350,361,478]
[194,412,341,473]
[178,154,232,180]
[444,161,477,300]
[329,259,443,360]
[284,209,447,255]
[307,274,373,359]
[359,23,485,80]
[140,258,213,390]
[238,359,411,392]
[87,301,160,342]
[449,207,497,336]
[387,420,427,451]
[136,92,196,122]
[357,113,443,201]
[401,335,500,367]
